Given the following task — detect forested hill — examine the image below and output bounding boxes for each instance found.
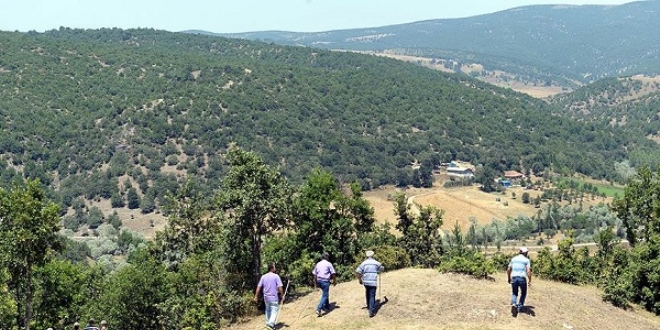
[548,76,660,166]
[0,28,655,211]
[217,0,660,86]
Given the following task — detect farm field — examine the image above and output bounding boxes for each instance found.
[363,179,613,231]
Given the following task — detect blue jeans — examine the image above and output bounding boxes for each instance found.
[264,301,279,327]
[317,280,331,311]
[511,277,527,307]
[365,285,377,316]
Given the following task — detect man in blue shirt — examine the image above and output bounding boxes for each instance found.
[356,250,384,318]
[507,246,532,316]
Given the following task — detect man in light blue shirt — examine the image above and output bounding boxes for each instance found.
[356,250,384,318]
[507,246,532,316]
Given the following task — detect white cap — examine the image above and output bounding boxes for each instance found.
[366,250,375,257]
[519,246,529,253]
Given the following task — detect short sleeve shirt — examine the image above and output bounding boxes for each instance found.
[509,254,531,278]
[313,260,336,281]
[257,272,283,303]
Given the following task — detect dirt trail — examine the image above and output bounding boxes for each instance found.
[230,268,660,330]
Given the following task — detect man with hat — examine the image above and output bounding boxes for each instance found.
[312,251,337,317]
[507,246,532,316]
[356,250,384,317]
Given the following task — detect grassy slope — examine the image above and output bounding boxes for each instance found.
[231,269,660,330]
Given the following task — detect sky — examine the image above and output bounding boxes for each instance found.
[1,0,634,34]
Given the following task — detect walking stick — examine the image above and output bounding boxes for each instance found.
[378,274,382,300]
[274,279,290,326]
[297,288,317,320]
[379,272,388,302]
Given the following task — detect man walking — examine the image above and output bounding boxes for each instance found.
[313,252,337,317]
[356,250,384,317]
[507,246,532,316]
[84,318,100,330]
[254,262,285,330]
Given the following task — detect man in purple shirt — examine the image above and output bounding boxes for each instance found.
[312,252,337,317]
[254,262,284,330]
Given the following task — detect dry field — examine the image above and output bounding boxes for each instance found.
[364,183,610,231]
[229,268,660,330]
[73,198,168,239]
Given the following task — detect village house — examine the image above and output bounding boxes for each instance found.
[447,166,474,178]
[504,170,525,185]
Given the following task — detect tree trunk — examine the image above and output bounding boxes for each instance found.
[25,266,32,330]
[252,233,261,288]
[15,284,22,329]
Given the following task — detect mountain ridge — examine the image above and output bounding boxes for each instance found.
[208,1,660,87]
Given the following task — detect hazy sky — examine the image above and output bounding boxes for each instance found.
[1,0,634,33]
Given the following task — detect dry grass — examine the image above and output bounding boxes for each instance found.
[364,183,611,231]
[229,268,660,330]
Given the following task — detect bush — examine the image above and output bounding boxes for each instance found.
[285,253,316,287]
[601,247,632,309]
[490,252,517,271]
[359,245,410,272]
[438,252,496,279]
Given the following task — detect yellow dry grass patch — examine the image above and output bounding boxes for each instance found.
[230,268,660,330]
[364,184,610,231]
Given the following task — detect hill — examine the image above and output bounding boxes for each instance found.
[548,75,660,167]
[230,268,660,330]
[1,27,654,225]
[216,1,660,88]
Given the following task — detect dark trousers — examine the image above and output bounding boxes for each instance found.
[511,276,527,307]
[365,285,377,316]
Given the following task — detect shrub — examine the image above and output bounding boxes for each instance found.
[438,252,496,279]
[360,245,410,272]
[490,252,517,271]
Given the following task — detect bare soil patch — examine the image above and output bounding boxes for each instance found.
[79,199,167,239]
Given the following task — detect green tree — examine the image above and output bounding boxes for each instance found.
[0,179,63,330]
[91,248,168,329]
[32,260,88,328]
[476,166,497,192]
[215,148,292,291]
[611,167,660,313]
[594,226,618,260]
[393,192,413,235]
[153,180,217,269]
[127,187,140,210]
[612,165,660,246]
[395,198,444,267]
[288,169,374,281]
[110,192,125,208]
[521,192,531,204]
